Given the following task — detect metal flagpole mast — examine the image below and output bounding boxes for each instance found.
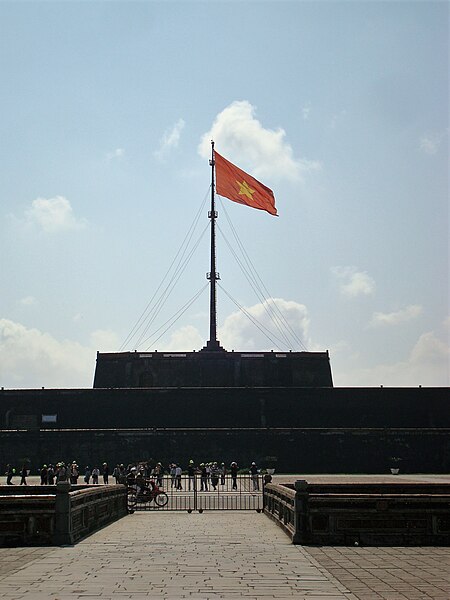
[206,140,222,350]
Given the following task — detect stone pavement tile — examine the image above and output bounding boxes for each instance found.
[305,545,450,600]
[0,547,57,578]
[0,512,357,599]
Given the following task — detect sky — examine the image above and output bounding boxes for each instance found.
[0,0,448,389]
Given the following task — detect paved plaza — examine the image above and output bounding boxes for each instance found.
[0,510,449,600]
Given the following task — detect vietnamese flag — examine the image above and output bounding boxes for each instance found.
[214,151,278,216]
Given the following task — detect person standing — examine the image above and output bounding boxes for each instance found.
[84,466,91,484]
[70,462,79,484]
[40,464,48,485]
[56,463,67,483]
[187,460,195,491]
[154,462,163,487]
[211,463,219,491]
[220,462,226,486]
[200,463,208,491]
[250,462,259,491]
[230,462,238,490]
[47,464,55,485]
[91,467,100,484]
[112,464,120,484]
[102,463,109,484]
[6,464,15,485]
[170,463,176,488]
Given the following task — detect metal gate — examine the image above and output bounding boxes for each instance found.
[128,473,264,512]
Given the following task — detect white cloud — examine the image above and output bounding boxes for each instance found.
[219,298,310,351]
[370,304,423,327]
[198,100,320,182]
[89,329,120,351]
[332,266,376,297]
[19,296,38,307]
[106,148,124,160]
[154,118,185,160]
[409,330,449,367]
[419,131,446,155]
[158,325,204,352]
[0,318,118,389]
[302,105,311,120]
[23,196,87,233]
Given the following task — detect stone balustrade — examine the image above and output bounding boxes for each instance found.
[0,483,127,546]
[264,479,450,546]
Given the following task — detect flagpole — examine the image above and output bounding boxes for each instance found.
[205,140,223,351]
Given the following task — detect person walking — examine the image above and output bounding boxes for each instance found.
[175,464,182,490]
[20,464,28,485]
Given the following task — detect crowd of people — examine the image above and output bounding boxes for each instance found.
[4,460,262,491]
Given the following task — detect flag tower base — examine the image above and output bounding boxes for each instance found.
[200,339,226,352]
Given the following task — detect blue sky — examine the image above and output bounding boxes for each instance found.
[0,0,448,388]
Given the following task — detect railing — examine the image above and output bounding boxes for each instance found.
[61,482,128,544]
[263,482,296,539]
[264,480,450,546]
[128,473,264,512]
[0,482,128,546]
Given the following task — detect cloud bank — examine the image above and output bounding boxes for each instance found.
[2,309,447,389]
[334,326,449,387]
[0,319,118,389]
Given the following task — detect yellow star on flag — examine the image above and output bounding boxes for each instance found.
[236,180,255,200]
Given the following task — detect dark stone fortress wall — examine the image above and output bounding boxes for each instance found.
[1,386,448,430]
[0,427,449,475]
[0,387,448,473]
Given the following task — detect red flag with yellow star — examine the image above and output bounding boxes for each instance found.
[214,151,278,216]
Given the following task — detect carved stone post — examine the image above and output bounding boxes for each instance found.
[54,481,72,545]
[293,479,309,545]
